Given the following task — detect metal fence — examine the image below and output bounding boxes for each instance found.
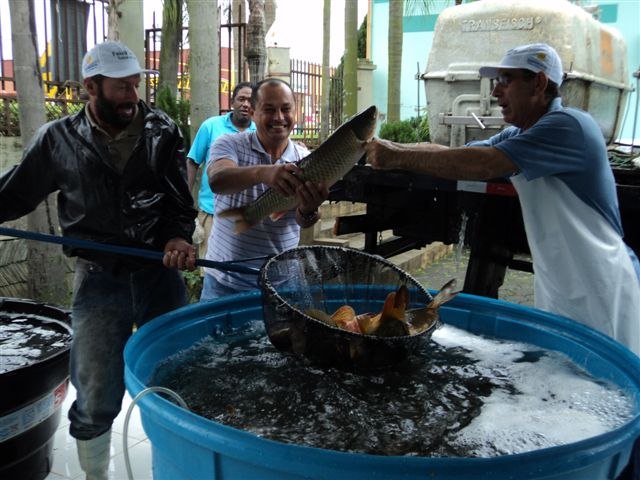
[0,1,343,147]
[0,0,107,136]
[290,59,343,147]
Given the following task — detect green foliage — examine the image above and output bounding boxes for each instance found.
[156,84,192,148]
[357,15,367,59]
[3,100,20,135]
[329,14,367,130]
[182,269,203,303]
[45,101,84,122]
[378,116,430,143]
[1,99,85,136]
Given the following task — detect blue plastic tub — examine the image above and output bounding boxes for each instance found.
[124,290,640,480]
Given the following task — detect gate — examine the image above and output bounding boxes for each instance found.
[0,1,343,144]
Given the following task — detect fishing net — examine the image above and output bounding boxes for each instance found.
[259,246,436,369]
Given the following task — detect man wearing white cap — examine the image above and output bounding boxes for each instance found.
[366,42,640,477]
[0,41,197,479]
[365,43,640,354]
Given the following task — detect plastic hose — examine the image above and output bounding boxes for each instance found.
[123,386,189,480]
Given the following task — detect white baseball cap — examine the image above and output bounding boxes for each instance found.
[82,41,158,79]
[479,43,564,86]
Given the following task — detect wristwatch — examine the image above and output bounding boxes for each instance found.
[297,208,319,223]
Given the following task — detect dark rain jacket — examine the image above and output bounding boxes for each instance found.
[0,101,196,256]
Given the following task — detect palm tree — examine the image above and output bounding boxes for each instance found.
[159,0,183,97]
[8,0,67,304]
[185,0,219,203]
[343,0,358,119]
[107,0,125,40]
[186,0,219,139]
[264,0,276,33]
[388,1,445,122]
[245,0,267,81]
[387,0,403,122]
[320,0,331,141]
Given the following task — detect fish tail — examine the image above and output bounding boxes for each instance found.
[217,206,253,233]
[430,279,459,309]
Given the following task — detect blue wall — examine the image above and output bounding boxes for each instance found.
[369,0,640,143]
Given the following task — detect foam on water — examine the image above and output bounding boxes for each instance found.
[433,325,635,455]
[150,320,636,457]
[1,313,72,373]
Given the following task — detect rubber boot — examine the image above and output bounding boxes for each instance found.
[76,429,111,480]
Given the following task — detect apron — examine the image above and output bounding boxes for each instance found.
[511,173,640,356]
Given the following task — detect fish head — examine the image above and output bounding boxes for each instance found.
[351,105,378,142]
[366,285,411,337]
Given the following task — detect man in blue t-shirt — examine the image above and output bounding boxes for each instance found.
[366,43,639,356]
[365,43,639,478]
[187,82,256,259]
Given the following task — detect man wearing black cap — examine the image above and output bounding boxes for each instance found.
[0,40,197,479]
[366,42,639,479]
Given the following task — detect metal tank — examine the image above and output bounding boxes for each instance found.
[423,0,631,147]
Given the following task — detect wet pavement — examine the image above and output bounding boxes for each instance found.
[411,246,534,307]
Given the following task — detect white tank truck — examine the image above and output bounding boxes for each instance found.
[424,0,631,147]
[329,0,640,298]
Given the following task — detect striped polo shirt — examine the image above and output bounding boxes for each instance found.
[204,130,308,291]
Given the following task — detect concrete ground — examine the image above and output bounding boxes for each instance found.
[0,136,23,171]
[411,246,535,307]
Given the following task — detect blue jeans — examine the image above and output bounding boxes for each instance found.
[68,257,187,440]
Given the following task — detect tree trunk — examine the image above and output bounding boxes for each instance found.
[186,0,219,137]
[343,0,358,119]
[159,0,182,96]
[186,0,219,202]
[387,0,403,122]
[106,0,125,40]
[320,0,331,141]
[246,0,267,82]
[264,0,276,33]
[9,0,68,305]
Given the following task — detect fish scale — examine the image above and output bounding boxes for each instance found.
[219,105,378,232]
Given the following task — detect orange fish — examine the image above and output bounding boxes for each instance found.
[331,305,362,333]
[368,285,411,337]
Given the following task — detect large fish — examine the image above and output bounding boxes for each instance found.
[218,105,378,233]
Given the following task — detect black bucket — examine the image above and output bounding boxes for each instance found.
[0,298,73,480]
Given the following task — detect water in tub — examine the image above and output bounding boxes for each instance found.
[1,312,72,373]
[150,320,636,457]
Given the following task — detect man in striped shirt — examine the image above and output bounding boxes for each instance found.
[200,78,327,299]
